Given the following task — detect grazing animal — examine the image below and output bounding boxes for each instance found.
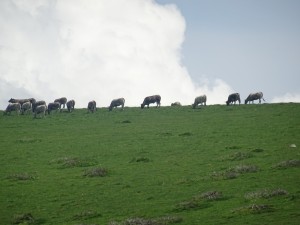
[192,95,207,108]
[21,101,32,115]
[3,103,21,115]
[54,97,67,109]
[226,93,241,106]
[87,100,97,113]
[141,95,161,109]
[47,102,61,114]
[109,98,125,111]
[66,100,75,112]
[34,105,46,118]
[32,101,46,112]
[245,92,265,104]
[171,102,181,106]
[8,98,31,107]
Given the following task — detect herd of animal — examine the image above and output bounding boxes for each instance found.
[2,91,265,118]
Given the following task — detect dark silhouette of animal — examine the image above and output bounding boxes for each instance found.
[32,101,46,112]
[54,97,67,108]
[47,102,60,114]
[87,100,97,113]
[192,95,207,108]
[226,93,241,106]
[171,102,181,106]
[3,103,21,115]
[141,95,161,109]
[34,105,46,118]
[66,100,75,112]
[109,98,125,111]
[8,98,31,107]
[245,92,265,104]
[21,102,32,114]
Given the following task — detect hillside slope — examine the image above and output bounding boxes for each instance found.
[0,103,299,225]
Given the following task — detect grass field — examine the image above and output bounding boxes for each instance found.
[0,103,299,225]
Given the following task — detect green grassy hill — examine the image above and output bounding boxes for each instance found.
[1,103,299,225]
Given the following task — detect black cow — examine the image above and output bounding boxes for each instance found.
[245,92,265,104]
[48,102,60,114]
[109,98,125,111]
[141,95,161,109]
[87,100,97,113]
[3,103,21,115]
[226,93,241,106]
[54,97,67,108]
[67,100,75,112]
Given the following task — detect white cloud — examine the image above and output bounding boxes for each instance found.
[0,0,233,109]
[271,92,300,103]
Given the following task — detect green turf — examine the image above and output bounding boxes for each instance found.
[0,103,299,225]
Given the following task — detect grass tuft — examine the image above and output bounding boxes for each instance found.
[229,164,259,173]
[178,132,192,136]
[232,204,274,214]
[199,191,223,200]
[12,213,35,224]
[272,159,300,169]
[245,188,288,199]
[211,165,258,180]
[130,157,150,163]
[83,167,108,177]
[109,215,182,225]
[225,152,253,161]
[7,173,35,181]
[50,157,97,168]
[175,190,222,212]
[251,148,264,153]
[72,209,101,220]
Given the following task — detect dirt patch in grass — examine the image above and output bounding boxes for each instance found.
[245,188,288,199]
[83,167,108,177]
[50,157,97,169]
[272,159,300,169]
[109,215,182,225]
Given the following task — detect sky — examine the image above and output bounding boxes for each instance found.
[1,0,299,109]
